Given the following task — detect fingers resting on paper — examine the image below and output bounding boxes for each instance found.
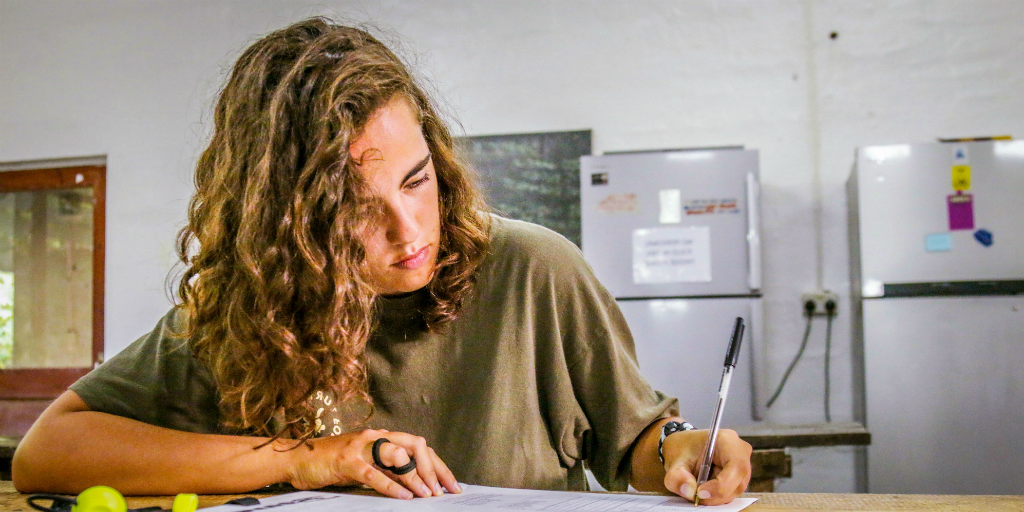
[383,433,461,497]
[286,429,461,499]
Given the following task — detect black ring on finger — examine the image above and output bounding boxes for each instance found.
[372,437,418,476]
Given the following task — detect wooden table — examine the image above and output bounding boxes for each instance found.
[3,481,1022,512]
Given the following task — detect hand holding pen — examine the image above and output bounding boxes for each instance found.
[659,317,753,506]
[693,317,745,506]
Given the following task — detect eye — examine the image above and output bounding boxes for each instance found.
[406,173,431,190]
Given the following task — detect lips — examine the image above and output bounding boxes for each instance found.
[393,245,430,270]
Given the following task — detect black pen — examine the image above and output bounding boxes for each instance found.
[693,317,745,507]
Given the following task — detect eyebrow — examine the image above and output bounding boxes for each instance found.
[401,153,433,185]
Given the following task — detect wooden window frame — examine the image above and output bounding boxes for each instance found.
[0,165,105,402]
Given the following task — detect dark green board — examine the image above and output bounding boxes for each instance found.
[461,130,591,248]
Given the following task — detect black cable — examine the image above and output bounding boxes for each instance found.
[27,495,75,512]
[766,302,815,408]
[823,299,836,422]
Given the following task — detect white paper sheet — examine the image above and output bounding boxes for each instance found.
[658,189,682,224]
[632,226,712,284]
[204,484,757,512]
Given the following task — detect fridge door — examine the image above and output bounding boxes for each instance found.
[618,297,762,428]
[854,140,1024,296]
[864,295,1024,494]
[581,149,760,298]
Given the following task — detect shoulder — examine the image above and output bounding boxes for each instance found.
[468,215,613,310]
[69,307,220,432]
[484,215,589,276]
[76,307,196,380]
[97,307,190,363]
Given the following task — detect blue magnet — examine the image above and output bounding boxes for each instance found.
[974,229,993,247]
[925,233,953,252]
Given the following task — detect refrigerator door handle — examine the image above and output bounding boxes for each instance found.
[746,172,762,291]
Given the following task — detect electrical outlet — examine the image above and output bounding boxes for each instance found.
[801,291,839,316]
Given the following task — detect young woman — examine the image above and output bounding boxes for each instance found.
[13,17,751,504]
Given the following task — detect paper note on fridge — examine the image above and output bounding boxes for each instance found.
[632,226,712,284]
[203,484,758,512]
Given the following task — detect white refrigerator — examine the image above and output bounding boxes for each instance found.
[580,148,764,428]
[849,140,1024,494]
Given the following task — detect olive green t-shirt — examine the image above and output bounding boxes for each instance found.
[71,216,677,491]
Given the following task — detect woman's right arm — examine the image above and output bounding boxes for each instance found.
[12,390,460,498]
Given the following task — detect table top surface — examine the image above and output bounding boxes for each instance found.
[2,481,1022,512]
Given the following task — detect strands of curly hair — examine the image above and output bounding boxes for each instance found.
[174,17,490,442]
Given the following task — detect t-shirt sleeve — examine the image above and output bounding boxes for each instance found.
[69,308,222,434]
[558,251,679,491]
[500,219,679,491]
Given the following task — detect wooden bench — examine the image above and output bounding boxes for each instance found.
[737,422,871,492]
[0,437,17,481]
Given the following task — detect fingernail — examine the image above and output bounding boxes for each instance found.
[454,481,464,493]
[680,484,694,499]
[698,490,711,500]
[420,484,432,496]
[399,489,414,500]
[434,482,443,495]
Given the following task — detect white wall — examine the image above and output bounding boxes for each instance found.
[3,0,1023,492]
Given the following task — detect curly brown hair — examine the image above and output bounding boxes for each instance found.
[175,17,491,441]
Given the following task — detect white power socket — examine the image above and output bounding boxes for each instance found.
[800,291,839,316]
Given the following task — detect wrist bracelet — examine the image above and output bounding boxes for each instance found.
[658,420,696,466]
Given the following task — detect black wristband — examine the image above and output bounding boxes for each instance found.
[658,421,696,466]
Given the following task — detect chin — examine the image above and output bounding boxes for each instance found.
[372,257,437,295]
[378,274,432,295]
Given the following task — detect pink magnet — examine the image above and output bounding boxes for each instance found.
[948,193,974,231]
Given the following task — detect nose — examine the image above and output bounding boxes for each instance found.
[383,197,419,246]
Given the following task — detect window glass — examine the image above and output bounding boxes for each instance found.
[0,187,94,368]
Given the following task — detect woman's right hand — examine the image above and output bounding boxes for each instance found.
[287,429,462,499]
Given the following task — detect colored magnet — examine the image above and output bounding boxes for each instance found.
[974,229,993,247]
[947,193,974,230]
[925,233,953,252]
[951,165,971,191]
[952,144,969,164]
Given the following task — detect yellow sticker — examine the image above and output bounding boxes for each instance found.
[952,165,971,191]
